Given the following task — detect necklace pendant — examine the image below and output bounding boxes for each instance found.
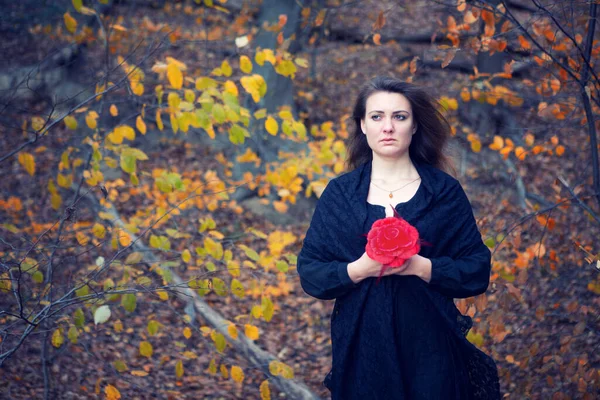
[389,193,393,199]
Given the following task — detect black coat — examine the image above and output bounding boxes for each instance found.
[297,161,500,399]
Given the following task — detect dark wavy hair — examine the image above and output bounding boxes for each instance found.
[346,76,452,172]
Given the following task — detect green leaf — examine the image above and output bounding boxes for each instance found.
[196,279,211,296]
[222,92,240,113]
[212,332,226,353]
[72,0,83,12]
[229,124,248,145]
[484,237,495,249]
[67,325,78,344]
[276,260,289,273]
[240,245,260,261]
[74,308,85,328]
[94,305,111,325]
[121,293,137,313]
[212,103,226,124]
[467,330,484,347]
[76,285,89,298]
[212,278,227,296]
[147,320,160,336]
[206,262,217,273]
[139,341,153,358]
[285,254,297,265]
[231,279,245,298]
[32,270,44,283]
[113,360,128,373]
[150,235,171,250]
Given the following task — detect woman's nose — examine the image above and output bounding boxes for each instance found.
[382,117,394,133]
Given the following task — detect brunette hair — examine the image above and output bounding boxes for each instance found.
[346,76,452,172]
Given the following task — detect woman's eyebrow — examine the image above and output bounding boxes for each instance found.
[368,110,410,114]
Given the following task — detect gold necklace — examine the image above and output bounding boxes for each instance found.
[370,177,421,199]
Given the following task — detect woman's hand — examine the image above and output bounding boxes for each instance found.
[390,254,432,283]
[348,252,411,283]
[348,253,432,283]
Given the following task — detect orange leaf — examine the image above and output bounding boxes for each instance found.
[460,88,471,102]
[481,9,495,27]
[463,11,477,24]
[489,135,504,151]
[104,384,121,400]
[409,56,420,74]
[514,146,526,160]
[372,11,386,31]
[278,14,288,28]
[457,0,466,12]
[441,51,456,68]
[555,145,565,156]
[373,33,381,45]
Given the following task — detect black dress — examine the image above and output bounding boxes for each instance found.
[297,161,500,400]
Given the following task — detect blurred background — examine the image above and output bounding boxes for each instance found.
[0,0,599,398]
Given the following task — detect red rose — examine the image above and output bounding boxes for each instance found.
[366,217,420,269]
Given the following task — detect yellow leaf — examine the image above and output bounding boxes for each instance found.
[57,173,72,188]
[76,231,89,246]
[294,58,309,68]
[31,116,45,132]
[260,380,271,400]
[86,111,99,129]
[231,365,244,383]
[18,152,35,176]
[524,133,535,146]
[104,384,121,400]
[221,60,232,77]
[130,370,148,377]
[116,125,135,141]
[156,290,169,301]
[139,341,153,358]
[93,223,106,239]
[64,12,77,33]
[64,115,78,130]
[175,360,184,379]
[224,80,238,97]
[156,110,163,131]
[220,364,229,378]
[227,324,238,339]
[52,328,64,348]
[470,139,482,153]
[167,62,183,89]
[182,249,191,263]
[265,117,278,135]
[244,324,259,340]
[239,55,252,74]
[136,116,147,135]
[109,104,118,117]
[183,327,192,339]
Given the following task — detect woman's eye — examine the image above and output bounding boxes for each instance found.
[394,115,406,120]
[371,115,381,121]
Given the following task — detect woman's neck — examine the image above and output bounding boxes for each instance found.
[371,153,418,182]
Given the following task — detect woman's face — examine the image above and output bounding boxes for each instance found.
[361,91,417,160]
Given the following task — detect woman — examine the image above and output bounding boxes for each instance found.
[297,77,500,399]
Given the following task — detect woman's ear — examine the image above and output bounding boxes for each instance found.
[361,120,366,135]
[412,123,418,135]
